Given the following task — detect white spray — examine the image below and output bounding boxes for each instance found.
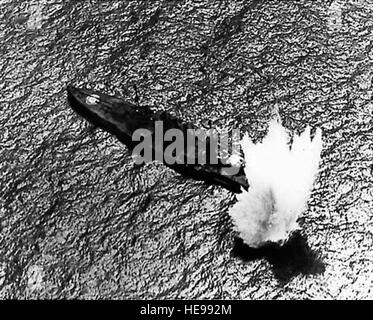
[229,120,323,248]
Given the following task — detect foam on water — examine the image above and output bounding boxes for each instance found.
[229,120,323,248]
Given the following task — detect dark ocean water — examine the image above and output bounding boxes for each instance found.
[0,0,372,299]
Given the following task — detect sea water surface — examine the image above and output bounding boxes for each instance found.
[0,0,372,299]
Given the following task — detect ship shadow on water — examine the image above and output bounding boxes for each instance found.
[231,232,325,284]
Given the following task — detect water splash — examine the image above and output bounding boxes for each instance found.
[229,120,323,248]
[26,3,44,30]
[327,1,343,32]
